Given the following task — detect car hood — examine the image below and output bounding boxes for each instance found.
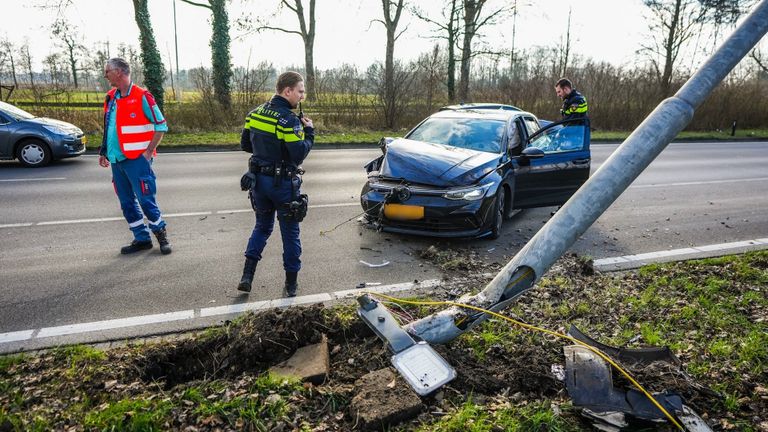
[27,117,82,135]
[379,138,500,187]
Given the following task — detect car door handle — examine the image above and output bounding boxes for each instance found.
[573,158,590,165]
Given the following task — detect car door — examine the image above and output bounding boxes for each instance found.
[0,112,11,158]
[513,117,591,208]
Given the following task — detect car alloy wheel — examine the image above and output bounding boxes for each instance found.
[17,140,51,167]
[490,189,505,239]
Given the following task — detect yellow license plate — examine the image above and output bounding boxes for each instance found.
[384,204,424,221]
[82,135,88,145]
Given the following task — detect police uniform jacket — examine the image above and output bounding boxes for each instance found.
[240,95,314,170]
[560,89,588,120]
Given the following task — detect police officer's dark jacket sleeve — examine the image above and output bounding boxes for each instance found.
[240,109,256,153]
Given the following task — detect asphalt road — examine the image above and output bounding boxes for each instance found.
[1,142,767,336]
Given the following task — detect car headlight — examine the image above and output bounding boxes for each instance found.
[42,124,75,136]
[443,184,492,201]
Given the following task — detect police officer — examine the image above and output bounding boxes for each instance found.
[555,78,588,120]
[237,71,314,297]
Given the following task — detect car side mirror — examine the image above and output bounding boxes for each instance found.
[379,137,395,154]
[520,147,545,159]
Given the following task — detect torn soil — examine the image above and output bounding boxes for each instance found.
[1,251,766,431]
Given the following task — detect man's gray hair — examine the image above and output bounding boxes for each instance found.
[107,58,131,76]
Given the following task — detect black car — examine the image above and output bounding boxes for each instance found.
[0,101,86,167]
[360,108,591,239]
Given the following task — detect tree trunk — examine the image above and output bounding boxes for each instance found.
[295,0,316,101]
[458,0,484,102]
[210,0,232,109]
[447,0,458,102]
[68,47,78,88]
[382,0,404,129]
[132,0,165,111]
[660,0,682,97]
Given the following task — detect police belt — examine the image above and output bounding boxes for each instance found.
[251,164,302,178]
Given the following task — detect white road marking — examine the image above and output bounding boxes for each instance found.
[311,202,358,209]
[0,223,34,228]
[630,177,768,189]
[0,177,66,182]
[0,203,360,229]
[36,311,196,338]
[0,278,441,348]
[37,217,123,226]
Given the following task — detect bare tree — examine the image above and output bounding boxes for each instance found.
[412,0,461,101]
[458,0,510,102]
[179,0,233,109]
[250,0,317,100]
[1,38,19,90]
[556,7,573,77]
[377,0,406,128]
[51,17,85,88]
[750,47,768,74]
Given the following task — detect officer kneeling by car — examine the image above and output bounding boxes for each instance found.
[238,71,314,297]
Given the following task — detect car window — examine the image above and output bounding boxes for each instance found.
[528,124,588,153]
[0,101,35,121]
[406,117,505,153]
[507,119,522,151]
[523,117,540,137]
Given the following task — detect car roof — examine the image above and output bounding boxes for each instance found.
[0,100,15,111]
[439,103,521,112]
[429,108,535,122]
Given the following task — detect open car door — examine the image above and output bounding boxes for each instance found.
[513,117,591,209]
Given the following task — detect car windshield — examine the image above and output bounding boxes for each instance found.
[407,117,505,153]
[0,101,35,121]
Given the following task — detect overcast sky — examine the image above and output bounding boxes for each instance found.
[1,0,752,72]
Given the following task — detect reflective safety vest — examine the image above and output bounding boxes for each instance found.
[103,84,159,160]
[561,89,588,120]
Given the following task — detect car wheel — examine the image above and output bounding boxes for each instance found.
[489,190,505,240]
[503,186,515,220]
[17,140,52,167]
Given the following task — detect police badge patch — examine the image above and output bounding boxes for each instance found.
[293,123,304,139]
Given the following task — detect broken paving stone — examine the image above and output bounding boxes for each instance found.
[350,368,422,431]
[269,335,329,385]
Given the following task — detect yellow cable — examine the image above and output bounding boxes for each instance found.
[366,292,685,431]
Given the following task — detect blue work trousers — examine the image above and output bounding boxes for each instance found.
[245,174,302,273]
[111,156,166,242]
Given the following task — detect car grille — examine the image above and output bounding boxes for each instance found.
[385,216,480,232]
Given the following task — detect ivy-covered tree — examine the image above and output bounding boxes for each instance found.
[132,0,165,111]
[180,0,233,109]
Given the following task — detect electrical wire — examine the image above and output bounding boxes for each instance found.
[366,292,686,431]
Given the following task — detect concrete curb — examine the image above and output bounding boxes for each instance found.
[593,238,768,272]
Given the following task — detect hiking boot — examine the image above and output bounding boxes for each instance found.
[120,239,153,254]
[284,271,298,298]
[237,257,258,292]
[153,227,172,255]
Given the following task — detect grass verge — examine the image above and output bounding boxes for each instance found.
[83,128,768,151]
[0,252,765,431]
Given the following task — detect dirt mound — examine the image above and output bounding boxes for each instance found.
[138,304,332,387]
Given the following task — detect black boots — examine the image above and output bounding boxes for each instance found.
[238,264,297,297]
[284,271,298,297]
[238,257,258,292]
[153,227,172,255]
[120,239,153,254]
